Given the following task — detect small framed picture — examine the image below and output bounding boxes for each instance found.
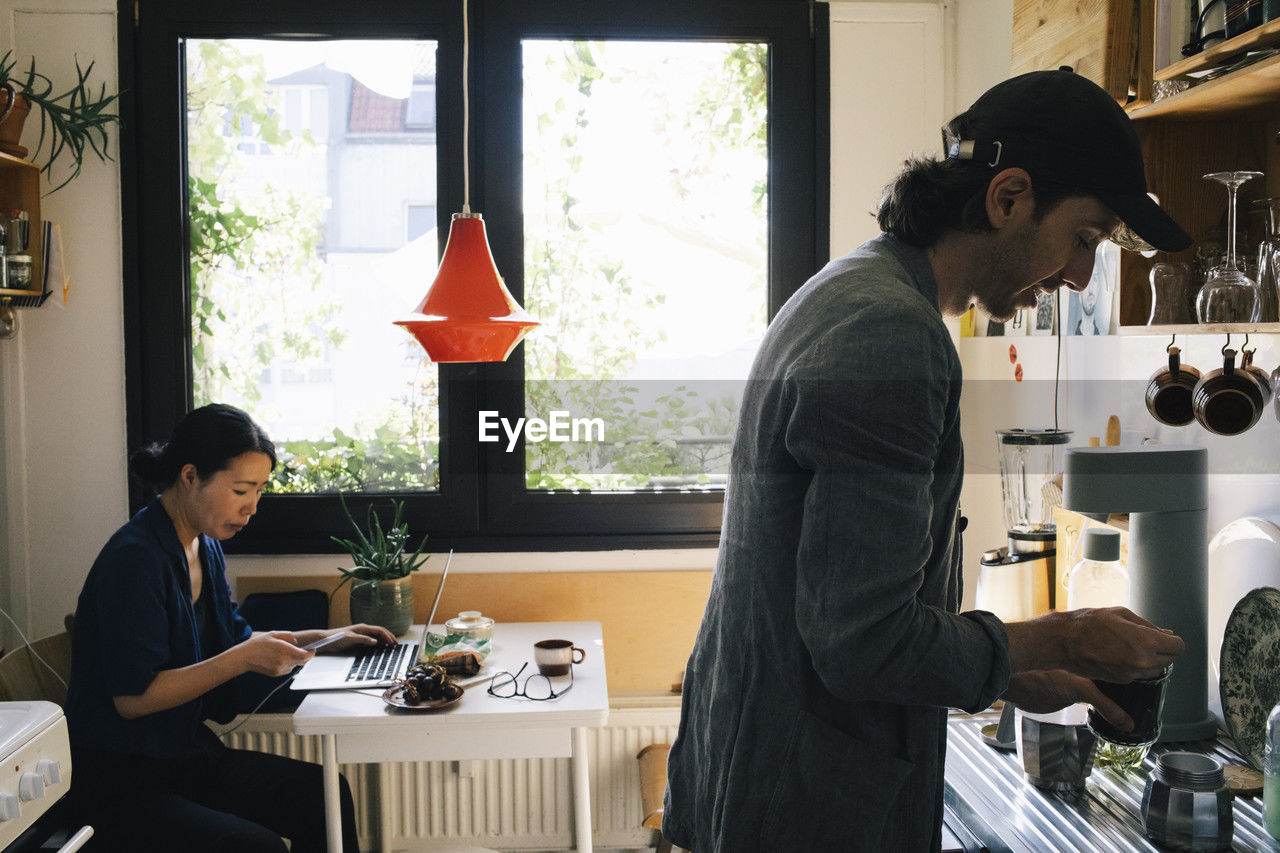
[1064,242,1120,336]
[1029,289,1056,336]
[1005,308,1029,336]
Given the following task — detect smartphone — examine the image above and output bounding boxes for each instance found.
[302,633,345,652]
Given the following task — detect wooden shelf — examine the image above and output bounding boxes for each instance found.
[1119,322,1280,335]
[0,153,42,300]
[1156,17,1280,81]
[1129,51,1280,119]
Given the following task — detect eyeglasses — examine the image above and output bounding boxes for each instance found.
[487,661,574,701]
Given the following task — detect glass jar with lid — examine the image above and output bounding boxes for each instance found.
[445,610,495,641]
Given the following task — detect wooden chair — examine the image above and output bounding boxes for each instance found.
[638,743,689,853]
[0,625,72,705]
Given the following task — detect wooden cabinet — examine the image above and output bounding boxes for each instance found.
[1013,1,1280,334]
[1118,17,1280,333]
[0,152,43,300]
[1012,0,1148,104]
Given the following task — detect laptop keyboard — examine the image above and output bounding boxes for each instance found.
[345,642,418,683]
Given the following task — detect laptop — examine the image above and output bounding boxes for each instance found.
[290,551,453,692]
[290,634,422,691]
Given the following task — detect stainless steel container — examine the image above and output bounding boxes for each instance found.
[1017,712,1098,798]
[1141,751,1233,851]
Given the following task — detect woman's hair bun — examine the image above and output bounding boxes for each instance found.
[129,404,276,492]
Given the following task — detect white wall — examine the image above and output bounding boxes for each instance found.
[828,1,950,255]
[0,0,127,647]
[0,0,1016,643]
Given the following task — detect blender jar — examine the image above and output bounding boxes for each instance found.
[996,428,1072,535]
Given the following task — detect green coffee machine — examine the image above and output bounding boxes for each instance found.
[1062,445,1217,742]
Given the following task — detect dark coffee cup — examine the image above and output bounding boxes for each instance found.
[1192,349,1267,435]
[534,639,585,676]
[1145,346,1200,427]
[1241,347,1273,409]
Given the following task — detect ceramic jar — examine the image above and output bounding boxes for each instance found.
[445,610,495,640]
[349,575,415,636]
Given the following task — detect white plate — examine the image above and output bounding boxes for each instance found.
[1208,517,1280,729]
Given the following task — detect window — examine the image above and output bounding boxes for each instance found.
[406,82,436,130]
[406,203,437,244]
[121,0,825,552]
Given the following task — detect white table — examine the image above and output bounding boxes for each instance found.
[292,621,609,853]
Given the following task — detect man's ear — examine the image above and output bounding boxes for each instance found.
[985,167,1034,229]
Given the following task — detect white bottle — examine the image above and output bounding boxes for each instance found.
[1265,701,1280,838]
[1066,527,1129,610]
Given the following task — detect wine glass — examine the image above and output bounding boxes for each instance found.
[1197,171,1264,324]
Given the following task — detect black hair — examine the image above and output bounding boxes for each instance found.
[876,117,1084,248]
[129,403,277,490]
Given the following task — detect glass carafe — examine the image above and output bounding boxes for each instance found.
[1148,262,1196,325]
[1198,171,1263,324]
[1255,197,1280,322]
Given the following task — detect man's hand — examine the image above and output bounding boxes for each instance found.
[1005,606,1185,683]
[1002,669,1134,733]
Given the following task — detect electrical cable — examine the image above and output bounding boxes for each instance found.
[1054,302,1063,432]
[461,0,472,214]
[0,605,68,689]
[0,603,299,738]
[218,673,299,737]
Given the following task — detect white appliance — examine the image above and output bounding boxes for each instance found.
[0,701,89,853]
[1207,516,1280,729]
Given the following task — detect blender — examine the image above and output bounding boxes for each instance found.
[979,428,1071,753]
[977,428,1072,620]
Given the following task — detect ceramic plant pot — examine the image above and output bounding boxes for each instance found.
[0,86,31,159]
[349,574,414,636]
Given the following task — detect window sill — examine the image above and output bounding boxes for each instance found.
[226,548,718,578]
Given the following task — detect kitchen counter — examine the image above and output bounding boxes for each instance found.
[944,710,1280,852]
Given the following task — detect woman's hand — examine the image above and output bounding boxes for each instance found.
[1002,669,1134,733]
[298,624,399,654]
[238,631,314,676]
[114,630,312,719]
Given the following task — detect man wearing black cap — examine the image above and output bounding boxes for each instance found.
[664,69,1189,852]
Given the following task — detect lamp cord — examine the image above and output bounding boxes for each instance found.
[462,0,472,215]
[0,605,67,690]
[1054,309,1062,431]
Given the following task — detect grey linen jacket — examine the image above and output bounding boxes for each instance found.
[663,233,1011,852]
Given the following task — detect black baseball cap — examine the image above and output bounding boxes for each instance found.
[944,68,1192,253]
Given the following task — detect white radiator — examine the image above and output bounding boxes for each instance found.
[218,704,681,852]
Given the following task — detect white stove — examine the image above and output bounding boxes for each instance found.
[0,701,89,852]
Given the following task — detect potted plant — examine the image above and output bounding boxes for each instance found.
[0,51,121,192]
[330,496,430,636]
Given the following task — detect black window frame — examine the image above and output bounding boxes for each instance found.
[119,0,829,553]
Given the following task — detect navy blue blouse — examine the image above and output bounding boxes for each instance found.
[66,498,253,758]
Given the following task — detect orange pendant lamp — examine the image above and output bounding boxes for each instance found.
[394,0,537,362]
[395,212,538,362]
